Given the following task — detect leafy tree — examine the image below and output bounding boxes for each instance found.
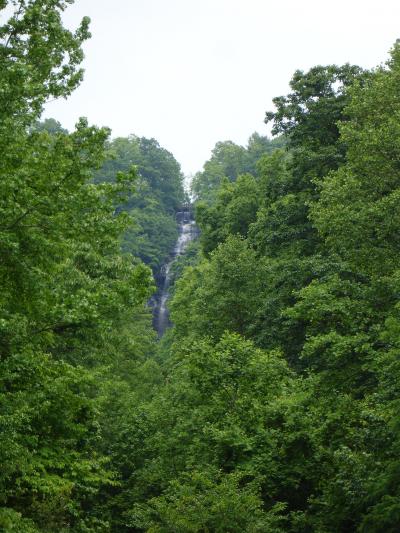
[265,64,364,182]
[150,51,400,533]
[196,173,260,254]
[191,141,247,201]
[297,42,400,531]
[191,134,283,202]
[33,118,69,135]
[0,1,154,529]
[124,333,318,532]
[95,135,185,279]
[170,236,267,340]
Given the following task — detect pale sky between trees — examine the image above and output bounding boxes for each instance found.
[42,0,400,176]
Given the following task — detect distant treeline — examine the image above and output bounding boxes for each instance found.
[38,120,187,283]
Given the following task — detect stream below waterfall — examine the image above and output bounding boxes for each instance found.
[154,210,196,336]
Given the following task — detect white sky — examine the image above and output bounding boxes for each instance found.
[43,0,400,175]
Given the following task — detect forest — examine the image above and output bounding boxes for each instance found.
[1,1,400,532]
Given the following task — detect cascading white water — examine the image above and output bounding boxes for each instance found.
[155,211,196,336]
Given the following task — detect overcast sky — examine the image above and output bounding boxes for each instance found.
[43,0,400,176]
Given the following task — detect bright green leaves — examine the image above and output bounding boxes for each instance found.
[152,43,400,533]
[311,45,400,278]
[0,119,153,368]
[0,0,90,124]
[0,351,114,531]
[170,236,266,339]
[130,470,287,533]
[125,332,306,531]
[196,174,260,254]
[0,2,157,529]
[266,64,364,151]
[95,135,185,279]
[191,135,283,203]
[3,0,400,529]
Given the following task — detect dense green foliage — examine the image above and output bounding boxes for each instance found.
[130,49,400,532]
[94,136,185,279]
[191,133,284,203]
[148,45,400,532]
[2,1,400,531]
[0,2,156,530]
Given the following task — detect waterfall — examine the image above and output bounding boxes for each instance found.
[154,209,196,336]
